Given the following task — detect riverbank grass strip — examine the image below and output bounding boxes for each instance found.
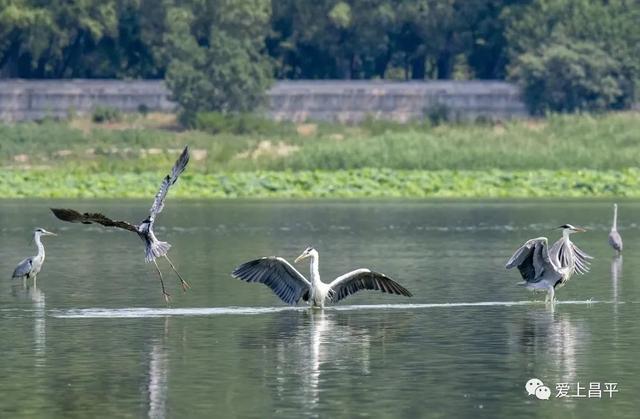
[0,169,637,198]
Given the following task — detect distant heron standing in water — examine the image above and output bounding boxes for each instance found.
[506,224,593,303]
[50,146,190,302]
[12,228,57,285]
[608,204,623,255]
[232,247,412,308]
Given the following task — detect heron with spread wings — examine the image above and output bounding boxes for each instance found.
[505,224,593,303]
[51,146,190,302]
[232,246,412,308]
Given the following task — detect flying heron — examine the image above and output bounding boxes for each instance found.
[608,203,623,255]
[505,224,593,303]
[231,247,412,308]
[12,228,57,286]
[50,146,190,302]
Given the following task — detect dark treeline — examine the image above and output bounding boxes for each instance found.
[1,0,638,115]
[269,0,521,81]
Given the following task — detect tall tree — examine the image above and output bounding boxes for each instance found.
[506,0,640,112]
[0,0,118,77]
[163,0,273,120]
[0,0,166,78]
[268,0,514,80]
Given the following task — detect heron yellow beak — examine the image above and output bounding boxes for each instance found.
[294,253,307,264]
[575,227,587,233]
[44,230,57,236]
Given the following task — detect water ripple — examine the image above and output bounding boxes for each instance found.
[48,300,620,318]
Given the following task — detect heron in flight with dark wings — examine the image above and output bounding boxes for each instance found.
[608,203,623,255]
[232,247,412,308]
[50,146,190,302]
[505,224,593,303]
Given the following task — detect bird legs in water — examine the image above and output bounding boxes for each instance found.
[544,286,556,305]
[152,256,191,303]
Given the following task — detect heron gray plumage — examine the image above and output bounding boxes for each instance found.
[608,203,623,255]
[231,247,412,308]
[505,224,593,303]
[12,228,57,286]
[50,146,190,302]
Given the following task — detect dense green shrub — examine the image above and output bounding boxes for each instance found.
[91,106,123,123]
[424,103,452,126]
[510,41,628,114]
[506,0,640,114]
[194,112,282,135]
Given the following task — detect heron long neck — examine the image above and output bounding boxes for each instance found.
[34,232,45,260]
[612,206,618,232]
[309,253,321,287]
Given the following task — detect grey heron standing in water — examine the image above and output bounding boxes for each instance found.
[50,146,190,302]
[232,247,412,308]
[506,224,593,303]
[608,203,623,255]
[12,228,57,285]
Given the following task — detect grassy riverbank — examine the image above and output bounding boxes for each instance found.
[0,112,638,198]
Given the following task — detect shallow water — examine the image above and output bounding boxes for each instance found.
[1,199,639,418]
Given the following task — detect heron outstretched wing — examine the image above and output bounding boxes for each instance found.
[328,269,412,303]
[12,257,32,279]
[505,237,557,283]
[50,208,138,232]
[570,242,593,274]
[231,257,311,305]
[550,238,592,275]
[148,146,190,226]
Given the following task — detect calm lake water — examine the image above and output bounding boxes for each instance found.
[1,199,639,418]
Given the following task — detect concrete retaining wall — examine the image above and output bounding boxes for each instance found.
[0,79,529,122]
[0,80,175,121]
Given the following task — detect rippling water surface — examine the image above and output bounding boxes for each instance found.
[1,199,639,418]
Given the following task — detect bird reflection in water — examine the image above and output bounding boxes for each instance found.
[611,256,622,304]
[611,255,623,329]
[147,317,170,419]
[30,286,46,364]
[11,282,46,367]
[510,307,589,385]
[237,311,373,415]
[243,310,411,416]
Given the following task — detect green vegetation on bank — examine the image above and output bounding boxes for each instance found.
[0,111,639,199]
[1,112,639,172]
[1,168,638,199]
